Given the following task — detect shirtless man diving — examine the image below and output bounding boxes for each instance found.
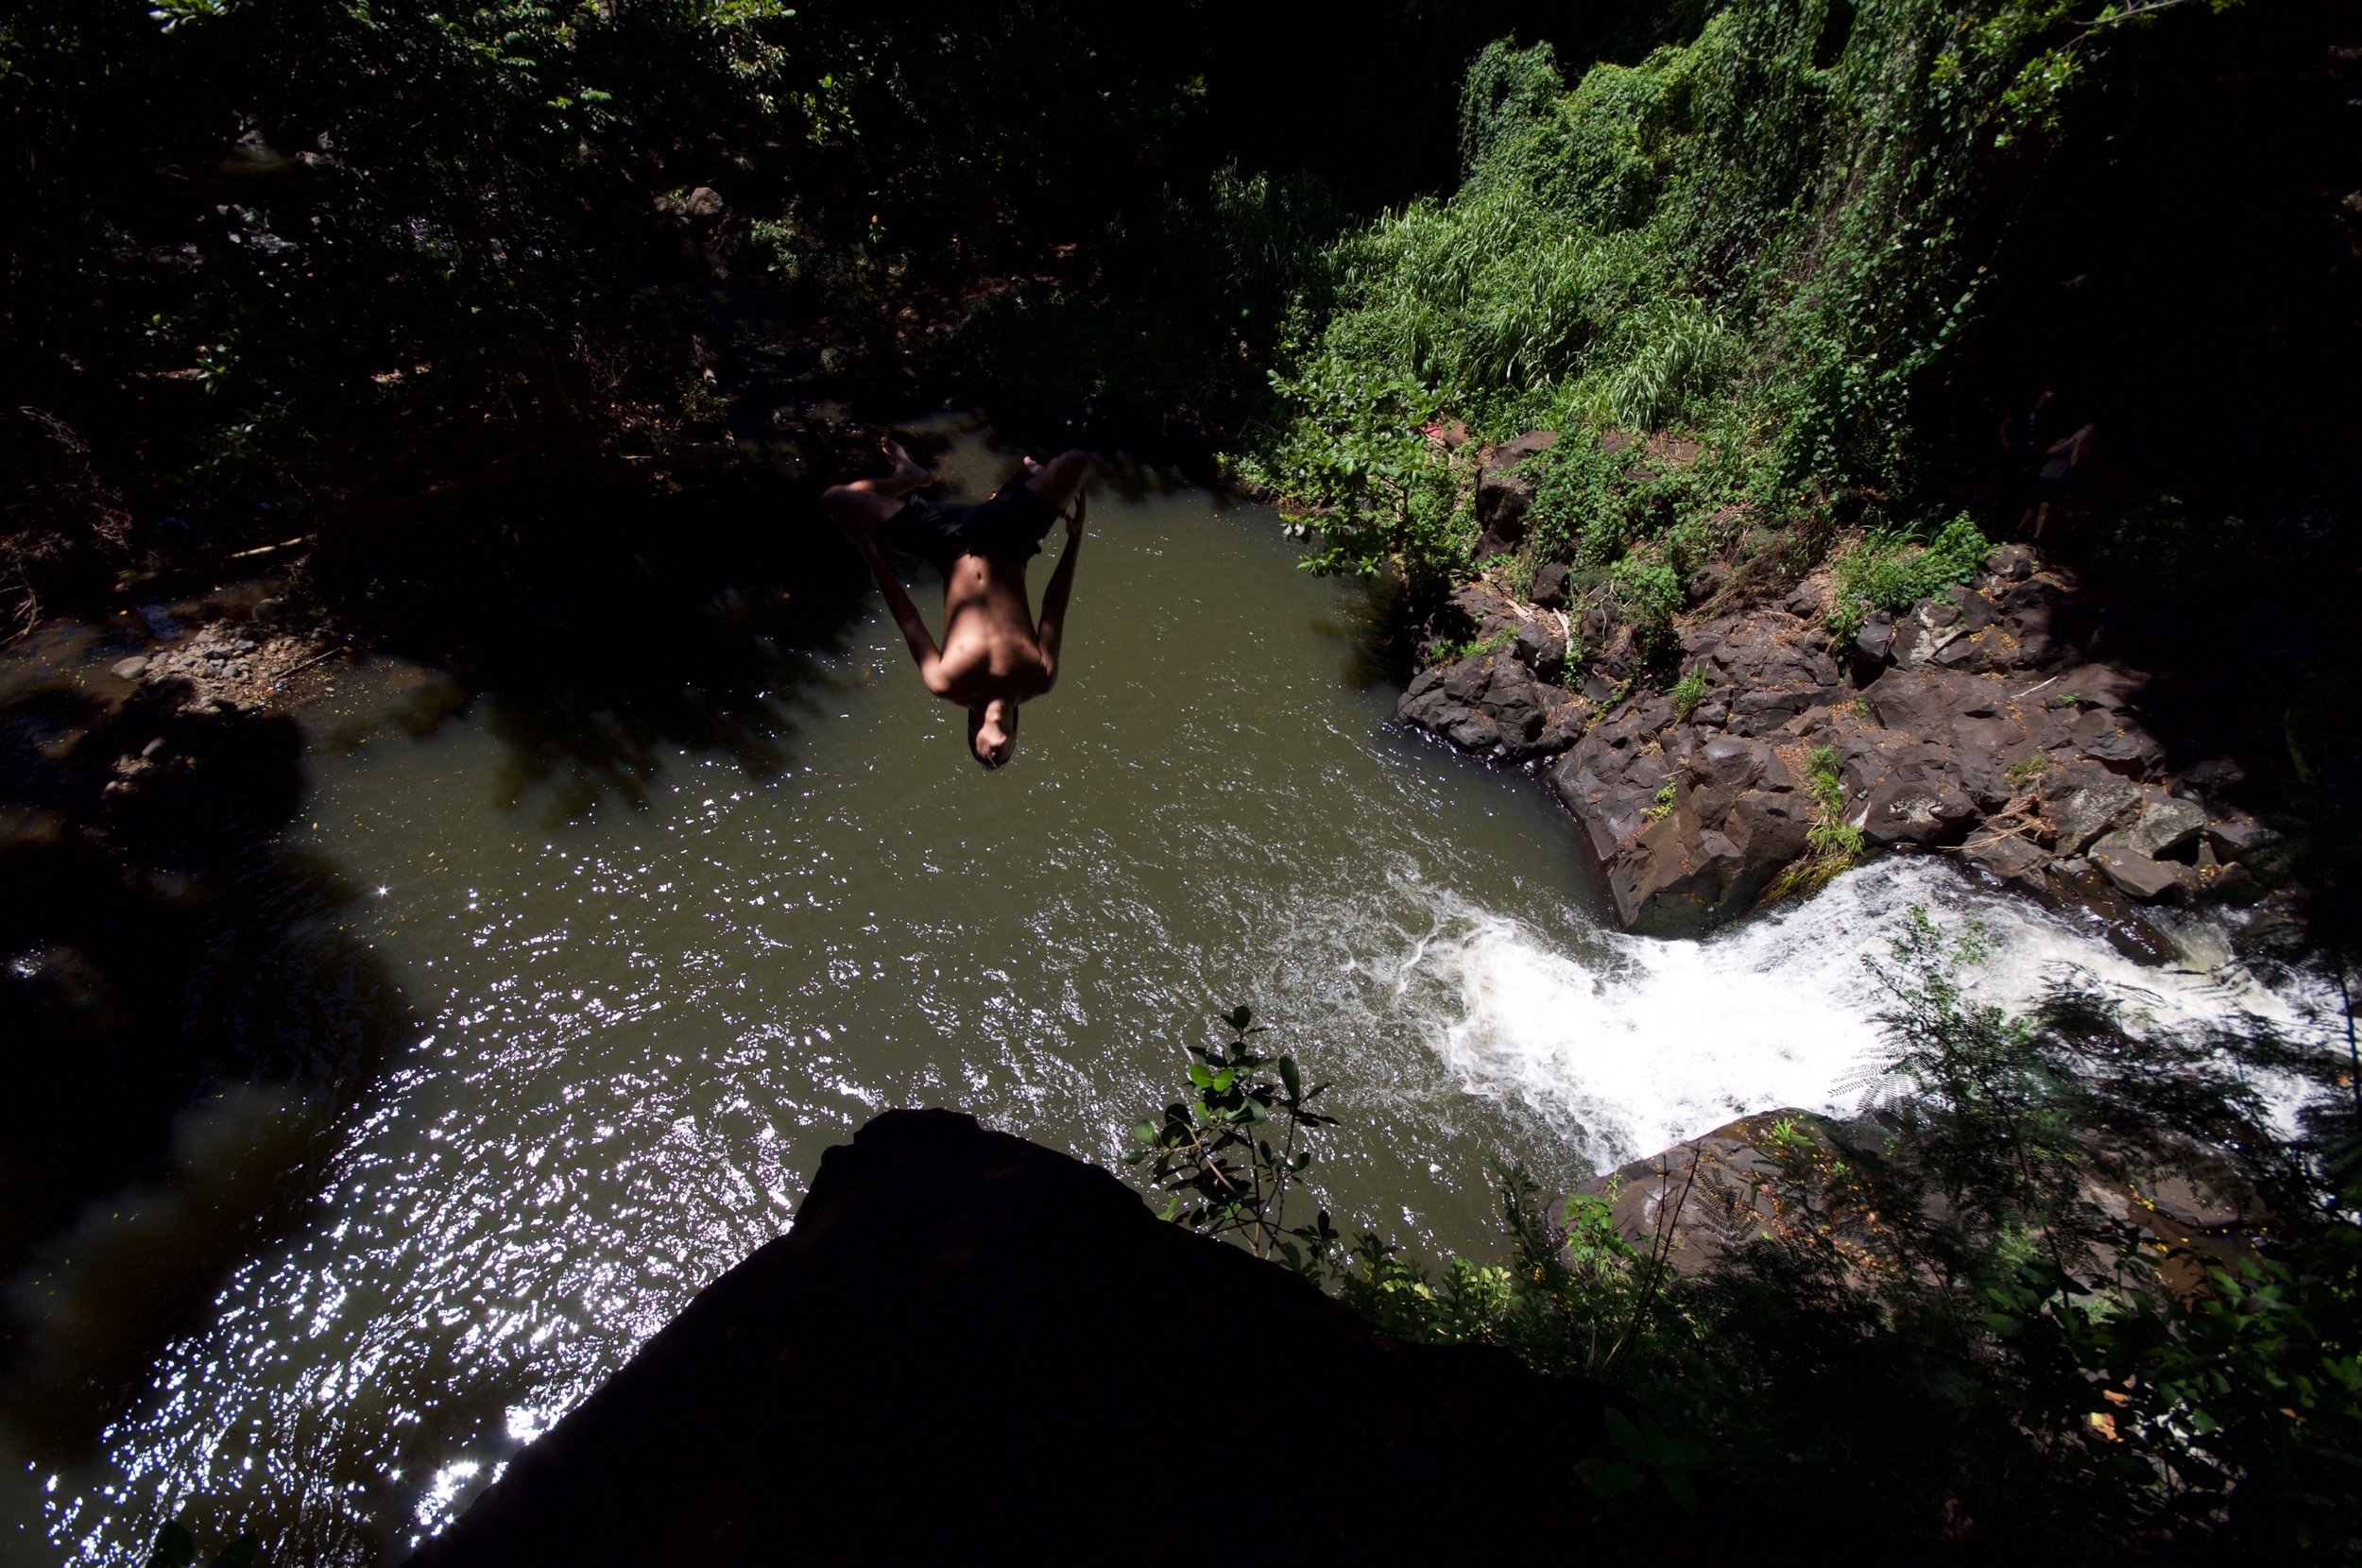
[823,439,1088,769]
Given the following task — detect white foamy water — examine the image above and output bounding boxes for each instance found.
[1392,857,2332,1169]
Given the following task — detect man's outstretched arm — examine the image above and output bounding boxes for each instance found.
[847,534,950,692]
[1034,494,1086,686]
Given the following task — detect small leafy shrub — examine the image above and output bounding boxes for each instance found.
[1128,1005,1340,1273]
[2004,755,2049,791]
[1610,547,1684,657]
[1642,779,1678,822]
[1434,628,1515,665]
[1236,356,1466,594]
[1825,514,1992,638]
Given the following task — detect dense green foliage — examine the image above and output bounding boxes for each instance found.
[1239,0,2241,595]
[1157,916,2362,1557]
[7,1,793,473]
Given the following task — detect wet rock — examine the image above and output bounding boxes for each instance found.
[2180,757,2247,797]
[2088,832,2195,901]
[1986,542,2036,581]
[2071,707,2167,777]
[1695,735,1768,790]
[2200,861,2266,906]
[1481,538,2261,939]
[1444,578,1520,643]
[1861,778,1977,849]
[2048,776,2144,857]
[1728,686,1815,737]
[685,185,727,220]
[1511,621,1567,676]
[2121,795,2204,861]
[409,1109,1627,1563]
[1852,612,1897,669]
[1554,709,1813,931]
[111,656,149,680]
[1397,649,1583,764]
[1550,716,1675,864]
[2204,814,2280,863]
[1946,586,1999,633]
[1472,430,1558,560]
[1576,1109,2263,1302]
[1606,791,1810,935]
[1860,664,1976,737]
[1963,831,2049,889]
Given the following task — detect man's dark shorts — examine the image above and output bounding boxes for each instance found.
[873,473,1059,575]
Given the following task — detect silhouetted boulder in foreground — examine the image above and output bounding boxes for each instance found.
[405,1109,1625,1563]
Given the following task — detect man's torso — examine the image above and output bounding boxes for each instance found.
[871,475,1060,703]
[933,554,1050,704]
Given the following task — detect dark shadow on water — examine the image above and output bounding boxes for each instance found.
[1307,569,1415,693]
[0,675,412,1467]
[308,455,878,822]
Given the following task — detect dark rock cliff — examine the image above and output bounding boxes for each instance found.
[1399,463,2282,940]
[404,1109,1626,1563]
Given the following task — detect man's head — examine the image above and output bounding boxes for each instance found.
[968,698,1019,769]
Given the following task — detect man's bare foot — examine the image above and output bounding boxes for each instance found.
[881,435,929,487]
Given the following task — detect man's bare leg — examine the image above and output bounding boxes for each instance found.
[822,438,932,536]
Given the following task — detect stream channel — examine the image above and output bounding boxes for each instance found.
[6,430,2320,1564]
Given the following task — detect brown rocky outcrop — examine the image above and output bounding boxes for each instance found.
[1397,579,1588,763]
[1395,476,2276,935]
